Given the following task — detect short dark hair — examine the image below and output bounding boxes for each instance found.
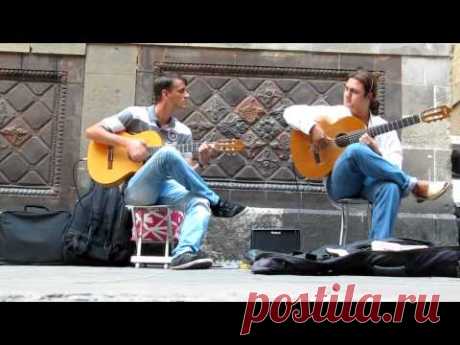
[153,74,188,103]
[347,69,380,114]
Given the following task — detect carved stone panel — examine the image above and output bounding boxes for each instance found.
[0,68,74,208]
[148,61,386,193]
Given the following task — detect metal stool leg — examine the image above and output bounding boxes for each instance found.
[164,208,171,269]
[339,204,349,246]
[134,208,143,269]
[334,198,372,246]
[367,204,372,232]
[339,205,345,246]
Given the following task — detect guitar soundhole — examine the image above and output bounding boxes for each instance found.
[335,133,348,148]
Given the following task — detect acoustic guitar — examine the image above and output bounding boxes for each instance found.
[290,105,452,180]
[87,131,245,187]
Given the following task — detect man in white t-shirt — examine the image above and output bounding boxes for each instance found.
[86,75,247,269]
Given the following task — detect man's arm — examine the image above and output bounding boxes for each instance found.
[379,131,403,169]
[86,123,130,147]
[283,105,339,149]
[86,122,149,163]
[283,105,318,135]
[85,108,149,163]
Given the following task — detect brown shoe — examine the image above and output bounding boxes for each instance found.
[412,181,450,203]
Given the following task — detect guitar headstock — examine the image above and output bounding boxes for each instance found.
[214,139,246,153]
[420,105,451,123]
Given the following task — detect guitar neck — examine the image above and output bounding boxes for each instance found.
[148,142,203,155]
[339,113,422,146]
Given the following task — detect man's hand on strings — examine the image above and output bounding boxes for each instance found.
[310,124,330,151]
[359,133,382,155]
[198,142,217,167]
[126,140,149,162]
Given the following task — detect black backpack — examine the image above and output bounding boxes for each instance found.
[63,181,134,266]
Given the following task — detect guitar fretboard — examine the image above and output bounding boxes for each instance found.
[335,114,421,147]
[147,142,203,155]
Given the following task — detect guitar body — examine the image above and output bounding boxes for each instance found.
[87,131,163,187]
[291,115,366,180]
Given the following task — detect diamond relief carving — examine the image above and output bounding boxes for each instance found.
[220,79,248,107]
[252,117,283,142]
[254,148,281,178]
[289,81,319,105]
[234,96,266,124]
[184,111,214,140]
[241,130,265,160]
[187,78,213,105]
[217,113,249,139]
[201,94,231,123]
[0,153,29,182]
[255,80,283,109]
[23,102,53,130]
[21,137,49,165]
[0,123,30,147]
[270,132,291,160]
[7,84,35,112]
[0,99,15,127]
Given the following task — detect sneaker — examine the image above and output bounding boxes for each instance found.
[211,198,247,218]
[412,181,450,203]
[195,250,211,260]
[170,251,213,270]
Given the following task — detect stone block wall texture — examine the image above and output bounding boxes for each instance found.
[0,50,85,210]
[1,43,456,259]
[133,44,457,257]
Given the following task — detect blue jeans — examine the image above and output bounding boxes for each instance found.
[327,143,417,240]
[125,146,220,257]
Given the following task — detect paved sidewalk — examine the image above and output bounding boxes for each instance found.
[0,265,459,302]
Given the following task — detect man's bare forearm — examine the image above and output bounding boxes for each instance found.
[86,124,130,148]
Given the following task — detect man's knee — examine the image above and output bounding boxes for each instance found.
[156,145,182,161]
[186,197,211,214]
[379,182,401,200]
[344,143,368,158]
[124,188,151,206]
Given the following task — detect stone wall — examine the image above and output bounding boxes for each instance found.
[0,43,456,258]
[0,45,86,210]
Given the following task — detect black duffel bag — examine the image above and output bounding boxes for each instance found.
[0,205,71,264]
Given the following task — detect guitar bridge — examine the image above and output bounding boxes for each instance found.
[313,147,321,164]
[108,147,114,170]
[314,150,320,164]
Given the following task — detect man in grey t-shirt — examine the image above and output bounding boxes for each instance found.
[86,75,246,269]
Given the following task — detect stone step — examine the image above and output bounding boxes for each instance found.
[204,208,459,260]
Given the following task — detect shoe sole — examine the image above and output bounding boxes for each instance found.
[233,206,250,218]
[416,182,450,203]
[215,206,251,218]
[170,258,213,270]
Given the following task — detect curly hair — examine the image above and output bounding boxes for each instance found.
[347,69,380,114]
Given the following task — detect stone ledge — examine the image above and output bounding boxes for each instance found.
[30,44,86,56]
[0,44,86,55]
[138,43,452,57]
[0,44,30,53]
[204,207,458,260]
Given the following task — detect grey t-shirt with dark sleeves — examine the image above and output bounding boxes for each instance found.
[100,105,193,159]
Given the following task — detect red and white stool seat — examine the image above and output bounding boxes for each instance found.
[127,205,184,269]
[131,207,184,243]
